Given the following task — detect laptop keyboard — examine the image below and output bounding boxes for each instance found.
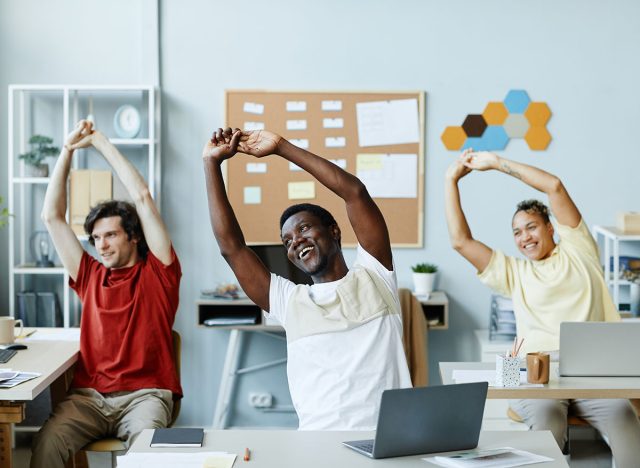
[0,349,16,363]
[353,440,374,453]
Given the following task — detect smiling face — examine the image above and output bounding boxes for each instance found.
[90,216,139,269]
[512,210,556,261]
[281,211,342,279]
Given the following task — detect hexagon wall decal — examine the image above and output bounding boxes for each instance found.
[503,114,529,138]
[525,102,552,126]
[462,114,487,137]
[482,126,509,151]
[441,126,467,150]
[525,126,552,150]
[483,102,508,125]
[504,90,531,114]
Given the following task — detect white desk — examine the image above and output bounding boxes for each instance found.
[440,362,640,399]
[0,335,79,468]
[128,429,568,467]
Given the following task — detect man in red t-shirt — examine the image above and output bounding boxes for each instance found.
[32,120,182,468]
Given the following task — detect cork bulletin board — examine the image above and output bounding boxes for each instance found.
[225,90,425,247]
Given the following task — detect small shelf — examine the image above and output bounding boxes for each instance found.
[12,177,50,184]
[14,265,66,275]
[416,291,449,330]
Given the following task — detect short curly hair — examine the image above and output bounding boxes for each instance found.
[279,203,340,246]
[84,200,149,259]
[514,199,551,224]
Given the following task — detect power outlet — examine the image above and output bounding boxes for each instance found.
[248,392,273,408]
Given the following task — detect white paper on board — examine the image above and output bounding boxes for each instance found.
[288,181,315,200]
[356,98,419,147]
[356,153,417,198]
[286,101,307,112]
[323,118,344,129]
[243,102,264,115]
[289,162,303,172]
[325,136,346,148]
[290,138,309,149]
[286,120,307,131]
[244,121,265,131]
[246,163,267,173]
[244,186,262,204]
[330,159,347,169]
[322,100,342,111]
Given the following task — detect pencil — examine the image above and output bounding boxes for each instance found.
[244,447,251,461]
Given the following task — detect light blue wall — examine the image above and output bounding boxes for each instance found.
[2,0,640,428]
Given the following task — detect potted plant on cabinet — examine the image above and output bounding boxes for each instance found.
[18,135,59,177]
[411,262,438,297]
[0,196,10,229]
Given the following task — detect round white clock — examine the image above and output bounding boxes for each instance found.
[113,105,141,138]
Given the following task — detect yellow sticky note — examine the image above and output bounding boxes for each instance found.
[288,181,315,200]
[357,154,383,171]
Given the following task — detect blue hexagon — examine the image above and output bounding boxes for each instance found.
[461,137,488,151]
[483,126,509,151]
[504,90,531,114]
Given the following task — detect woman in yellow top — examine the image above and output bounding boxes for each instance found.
[445,149,640,466]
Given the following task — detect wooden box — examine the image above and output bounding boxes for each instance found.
[617,212,640,233]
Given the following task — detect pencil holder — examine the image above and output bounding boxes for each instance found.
[496,354,520,387]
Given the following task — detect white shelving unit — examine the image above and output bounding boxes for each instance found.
[7,84,160,328]
[592,225,640,311]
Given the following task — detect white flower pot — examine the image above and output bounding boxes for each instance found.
[412,272,436,295]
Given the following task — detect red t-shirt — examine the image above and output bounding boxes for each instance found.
[70,248,183,397]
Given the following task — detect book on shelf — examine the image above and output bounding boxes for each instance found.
[203,316,257,326]
[150,428,204,448]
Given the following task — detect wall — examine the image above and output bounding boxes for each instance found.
[2,0,640,428]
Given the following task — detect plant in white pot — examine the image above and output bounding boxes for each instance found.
[18,135,59,177]
[411,262,438,296]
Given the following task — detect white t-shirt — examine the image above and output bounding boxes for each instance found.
[268,245,412,430]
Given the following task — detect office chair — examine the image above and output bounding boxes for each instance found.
[78,330,182,468]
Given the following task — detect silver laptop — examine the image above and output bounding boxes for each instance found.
[560,321,640,376]
[342,382,488,459]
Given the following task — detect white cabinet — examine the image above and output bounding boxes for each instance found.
[7,84,160,327]
[592,225,640,312]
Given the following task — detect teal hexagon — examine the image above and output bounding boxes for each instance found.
[504,90,531,114]
[483,126,509,151]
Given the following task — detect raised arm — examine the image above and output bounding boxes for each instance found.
[202,128,271,311]
[41,121,89,281]
[445,154,493,272]
[462,151,581,228]
[68,127,173,265]
[238,129,393,270]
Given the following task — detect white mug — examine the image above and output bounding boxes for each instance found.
[0,317,24,344]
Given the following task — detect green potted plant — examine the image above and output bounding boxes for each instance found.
[0,196,10,229]
[18,135,59,177]
[411,262,438,296]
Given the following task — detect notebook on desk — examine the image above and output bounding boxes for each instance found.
[150,428,204,447]
[560,321,640,376]
[342,382,487,459]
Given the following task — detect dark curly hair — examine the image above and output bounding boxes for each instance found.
[84,200,149,259]
[514,199,551,224]
[279,203,340,245]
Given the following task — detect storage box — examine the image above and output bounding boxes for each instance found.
[617,212,640,233]
[70,170,112,235]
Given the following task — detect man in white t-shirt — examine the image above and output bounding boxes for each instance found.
[444,149,640,466]
[202,127,411,430]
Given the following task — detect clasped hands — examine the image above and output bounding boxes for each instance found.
[64,120,105,152]
[202,127,281,162]
[446,148,500,181]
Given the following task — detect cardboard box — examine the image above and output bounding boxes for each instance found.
[70,170,112,235]
[617,212,640,233]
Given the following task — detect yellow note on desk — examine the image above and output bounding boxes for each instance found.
[203,454,237,468]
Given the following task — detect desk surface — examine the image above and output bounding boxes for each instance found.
[129,429,567,467]
[0,337,79,401]
[440,362,640,399]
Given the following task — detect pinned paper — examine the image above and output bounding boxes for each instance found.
[330,159,347,169]
[322,100,342,111]
[246,163,267,174]
[243,102,264,115]
[356,153,417,198]
[244,186,262,204]
[325,136,346,148]
[289,162,303,172]
[290,138,309,149]
[356,98,419,147]
[323,118,344,129]
[286,120,307,131]
[286,101,307,112]
[244,121,264,131]
[288,181,315,200]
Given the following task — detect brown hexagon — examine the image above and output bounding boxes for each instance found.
[441,126,467,150]
[525,126,551,150]
[525,102,552,126]
[482,102,508,125]
[462,114,487,137]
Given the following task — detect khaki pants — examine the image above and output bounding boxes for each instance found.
[31,388,173,468]
[510,398,640,468]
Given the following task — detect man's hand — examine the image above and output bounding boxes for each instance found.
[237,130,281,158]
[460,150,500,172]
[64,120,95,151]
[203,127,242,162]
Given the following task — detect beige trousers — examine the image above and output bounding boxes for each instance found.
[510,398,640,468]
[31,387,173,468]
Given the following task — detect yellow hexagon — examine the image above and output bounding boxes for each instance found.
[525,126,551,150]
[441,126,467,151]
[525,102,551,126]
[482,102,508,125]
